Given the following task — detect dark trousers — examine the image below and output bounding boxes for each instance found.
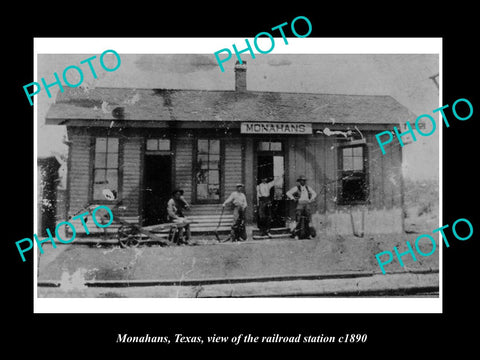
[179,223,191,242]
[258,197,272,235]
[232,206,247,241]
[171,220,191,244]
[294,202,311,237]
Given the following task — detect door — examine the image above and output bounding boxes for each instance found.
[143,154,172,225]
[256,141,286,228]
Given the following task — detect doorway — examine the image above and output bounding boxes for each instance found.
[143,154,172,225]
[256,141,286,228]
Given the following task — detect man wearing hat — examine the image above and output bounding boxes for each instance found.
[286,176,317,239]
[167,189,191,244]
[256,177,275,237]
[223,183,248,241]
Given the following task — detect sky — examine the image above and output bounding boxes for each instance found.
[37,52,439,181]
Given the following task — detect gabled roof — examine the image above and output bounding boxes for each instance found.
[45,87,415,125]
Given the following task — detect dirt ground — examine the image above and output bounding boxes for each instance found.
[37,228,440,285]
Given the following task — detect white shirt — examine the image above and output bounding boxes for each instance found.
[167,196,189,219]
[286,185,317,202]
[257,181,275,198]
[223,191,247,208]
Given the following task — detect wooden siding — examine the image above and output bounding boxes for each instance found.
[67,132,91,215]
[323,136,337,212]
[366,132,403,210]
[243,138,254,222]
[122,137,142,217]
[286,133,401,214]
[174,137,193,203]
[63,128,403,231]
[389,140,403,208]
[286,136,337,215]
[223,138,243,198]
[367,133,383,209]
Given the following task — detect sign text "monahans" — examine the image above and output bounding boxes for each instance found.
[240,122,312,134]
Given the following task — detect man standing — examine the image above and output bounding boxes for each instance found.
[167,189,191,244]
[223,183,248,241]
[256,177,275,237]
[286,175,317,239]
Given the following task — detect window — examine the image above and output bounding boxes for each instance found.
[257,141,282,152]
[195,139,220,202]
[93,137,119,200]
[146,138,170,151]
[339,145,368,203]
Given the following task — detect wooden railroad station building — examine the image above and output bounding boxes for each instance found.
[46,62,415,237]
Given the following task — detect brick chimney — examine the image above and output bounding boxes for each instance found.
[235,61,247,92]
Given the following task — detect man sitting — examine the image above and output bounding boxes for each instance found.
[167,189,191,244]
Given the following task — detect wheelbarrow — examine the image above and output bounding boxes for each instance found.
[116,218,194,248]
[68,189,194,248]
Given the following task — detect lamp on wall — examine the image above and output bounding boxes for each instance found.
[348,126,367,145]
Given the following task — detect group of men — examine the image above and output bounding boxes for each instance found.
[256,175,317,240]
[165,175,317,244]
